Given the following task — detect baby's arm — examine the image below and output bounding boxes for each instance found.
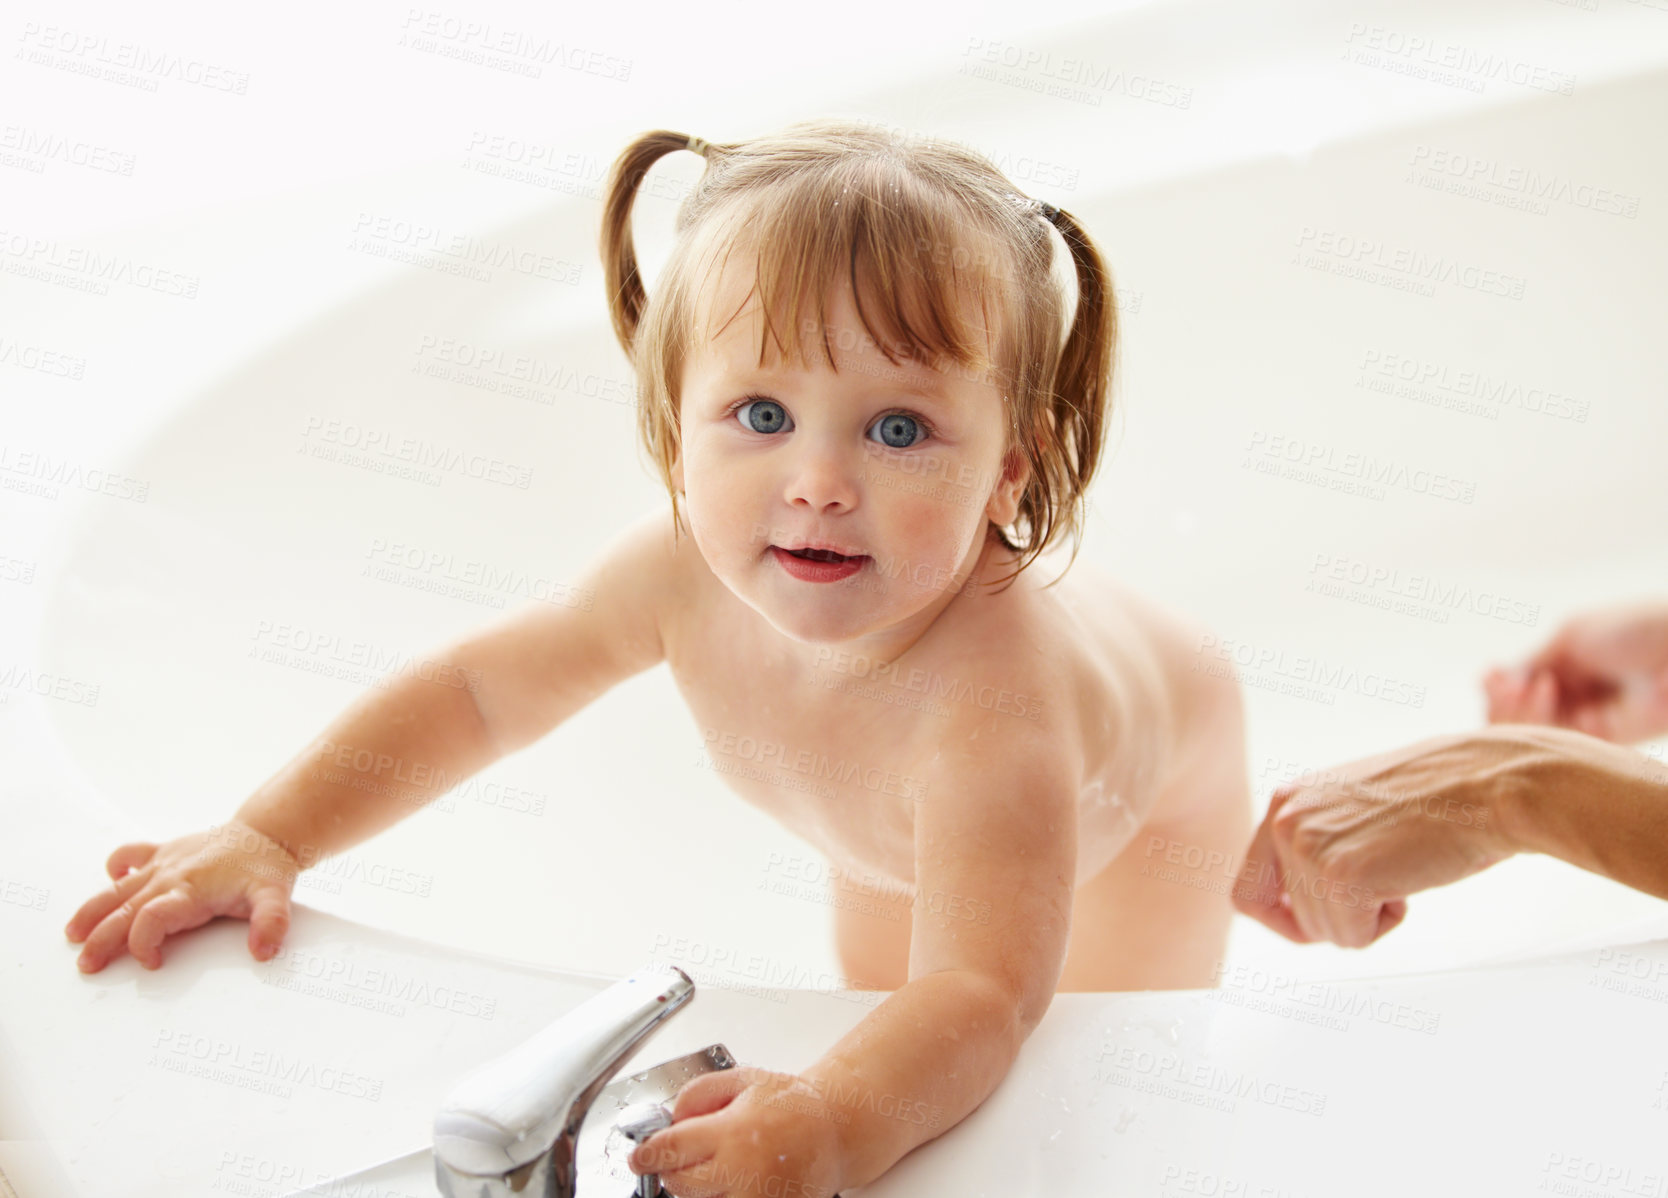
[235,507,672,859]
[799,705,1079,1190]
[67,508,674,971]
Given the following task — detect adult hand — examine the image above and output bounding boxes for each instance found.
[1484,600,1668,744]
[1232,727,1542,948]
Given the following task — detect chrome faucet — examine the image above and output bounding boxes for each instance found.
[615,1102,674,1198]
[432,963,700,1198]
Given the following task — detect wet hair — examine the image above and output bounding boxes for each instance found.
[599,117,1117,591]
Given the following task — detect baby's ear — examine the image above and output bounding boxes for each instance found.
[985,446,1031,526]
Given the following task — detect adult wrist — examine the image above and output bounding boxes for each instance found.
[1492,725,1666,861]
[1484,725,1593,857]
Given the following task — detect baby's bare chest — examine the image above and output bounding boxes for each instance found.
[678,645,935,886]
[664,561,1179,890]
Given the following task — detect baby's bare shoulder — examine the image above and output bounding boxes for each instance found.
[935,562,1084,694]
[1018,561,1188,702]
[1019,559,1236,796]
[1087,577,1244,798]
[1091,578,1215,692]
[922,557,1162,749]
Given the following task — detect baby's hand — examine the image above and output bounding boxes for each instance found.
[64,821,300,973]
[628,1066,845,1198]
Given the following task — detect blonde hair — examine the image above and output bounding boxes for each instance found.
[599,117,1117,591]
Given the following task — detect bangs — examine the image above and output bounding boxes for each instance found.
[685,167,1019,395]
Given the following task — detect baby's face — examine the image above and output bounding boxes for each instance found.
[674,261,1027,651]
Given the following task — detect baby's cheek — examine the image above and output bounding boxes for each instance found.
[898,499,979,557]
[683,474,746,544]
[891,525,976,599]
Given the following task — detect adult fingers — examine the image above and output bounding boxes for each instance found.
[1373,898,1408,943]
[1483,667,1527,723]
[1273,810,1386,947]
[1628,667,1668,741]
[1230,791,1308,944]
[1249,893,1309,944]
[1301,877,1382,949]
[1582,669,1668,743]
[1525,622,1577,676]
[1573,703,1610,739]
[1525,670,1558,725]
[1327,886,1406,949]
[107,842,158,881]
[1264,794,1338,944]
[127,886,213,970]
[1281,867,1333,945]
[1296,855,1410,949]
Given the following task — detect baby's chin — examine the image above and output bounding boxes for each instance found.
[728,571,919,645]
[746,588,888,645]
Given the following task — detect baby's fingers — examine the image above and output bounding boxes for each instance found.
[127,886,213,970]
[246,884,292,962]
[107,841,158,882]
[65,867,152,945]
[75,884,161,972]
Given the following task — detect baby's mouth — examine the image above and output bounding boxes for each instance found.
[782,547,861,563]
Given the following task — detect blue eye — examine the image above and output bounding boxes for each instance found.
[735,397,791,435]
[869,413,927,449]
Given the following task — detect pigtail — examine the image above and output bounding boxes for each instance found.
[599,130,712,357]
[996,204,1118,590]
[1047,205,1116,516]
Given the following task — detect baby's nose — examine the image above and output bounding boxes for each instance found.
[784,447,859,511]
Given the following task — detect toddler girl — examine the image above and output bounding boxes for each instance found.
[67,118,1253,1198]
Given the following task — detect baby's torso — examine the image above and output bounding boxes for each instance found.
[663,537,1188,894]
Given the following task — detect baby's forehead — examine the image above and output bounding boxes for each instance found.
[692,316,996,403]
[689,252,1004,389]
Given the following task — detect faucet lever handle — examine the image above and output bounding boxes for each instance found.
[616,1101,673,1143]
[433,964,694,1196]
[616,1102,673,1198]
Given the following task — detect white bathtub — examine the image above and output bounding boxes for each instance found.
[4,0,1667,1193]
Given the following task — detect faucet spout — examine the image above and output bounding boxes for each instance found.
[433,964,695,1198]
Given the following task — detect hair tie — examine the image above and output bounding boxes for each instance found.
[1004,191,1060,225]
[686,135,710,158]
